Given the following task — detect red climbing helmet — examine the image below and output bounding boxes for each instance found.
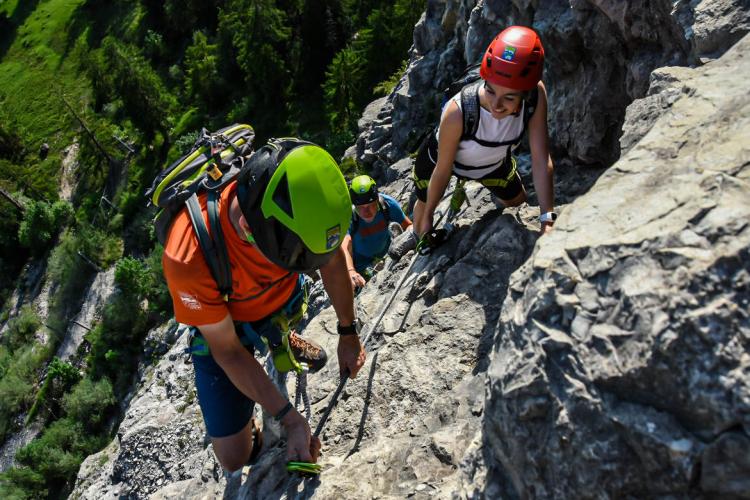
[479,26,544,91]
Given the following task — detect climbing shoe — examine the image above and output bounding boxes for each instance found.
[388,221,404,240]
[288,332,327,373]
[388,228,418,260]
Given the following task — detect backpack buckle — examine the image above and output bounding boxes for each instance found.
[207,163,223,181]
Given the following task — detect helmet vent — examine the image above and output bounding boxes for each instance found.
[272,172,294,218]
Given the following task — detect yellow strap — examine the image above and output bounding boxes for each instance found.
[411,166,429,189]
[479,157,517,187]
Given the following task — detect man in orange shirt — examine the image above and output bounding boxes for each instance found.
[162,139,365,472]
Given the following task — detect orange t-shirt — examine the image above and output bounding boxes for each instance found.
[162,182,298,326]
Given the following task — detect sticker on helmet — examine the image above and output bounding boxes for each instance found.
[501,46,516,61]
[358,187,366,193]
[326,225,341,249]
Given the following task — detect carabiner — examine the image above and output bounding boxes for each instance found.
[286,461,322,476]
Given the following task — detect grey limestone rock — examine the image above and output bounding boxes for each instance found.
[70,324,223,499]
[484,34,750,499]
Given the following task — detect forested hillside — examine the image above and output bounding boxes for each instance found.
[0,0,419,497]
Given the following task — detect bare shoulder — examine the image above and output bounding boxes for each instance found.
[441,99,463,124]
[535,81,549,105]
[440,100,463,136]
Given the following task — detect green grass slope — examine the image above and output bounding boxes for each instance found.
[0,0,103,199]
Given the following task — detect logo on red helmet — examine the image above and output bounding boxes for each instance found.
[501,46,516,61]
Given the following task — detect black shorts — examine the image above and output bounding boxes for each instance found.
[412,133,523,202]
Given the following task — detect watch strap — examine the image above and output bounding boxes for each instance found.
[274,401,294,422]
[337,321,359,336]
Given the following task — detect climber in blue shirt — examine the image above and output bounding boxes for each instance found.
[343,175,412,289]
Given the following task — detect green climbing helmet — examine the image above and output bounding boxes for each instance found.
[349,175,378,206]
[237,138,352,272]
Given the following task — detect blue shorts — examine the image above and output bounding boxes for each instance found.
[192,346,256,438]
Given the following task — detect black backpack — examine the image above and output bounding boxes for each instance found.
[349,194,392,236]
[146,124,255,299]
[418,63,539,151]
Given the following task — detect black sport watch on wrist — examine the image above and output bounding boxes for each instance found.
[273,401,294,422]
[337,320,360,336]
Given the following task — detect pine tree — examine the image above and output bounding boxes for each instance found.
[323,47,363,132]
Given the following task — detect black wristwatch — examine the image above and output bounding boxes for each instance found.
[337,320,360,336]
[274,401,294,422]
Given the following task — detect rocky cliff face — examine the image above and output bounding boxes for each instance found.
[483,33,750,499]
[71,1,749,499]
[357,0,749,176]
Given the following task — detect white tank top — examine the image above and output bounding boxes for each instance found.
[435,92,525,179]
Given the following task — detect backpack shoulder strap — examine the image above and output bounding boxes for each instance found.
[185,193,233,300]
[523,87,539,127]
[498,87,541,163]
[350,207,360,236]
[459,82,481,141]
[460,85,540,149]
[378,195,391,223]
[206,191,233,299]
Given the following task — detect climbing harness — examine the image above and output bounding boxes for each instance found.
[450,179,468,212]
[187,275,310,374]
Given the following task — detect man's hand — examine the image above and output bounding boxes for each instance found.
[541,221,554,235]
[337,333,365,379]
[349,269,366,289]
[282,409,321,463]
